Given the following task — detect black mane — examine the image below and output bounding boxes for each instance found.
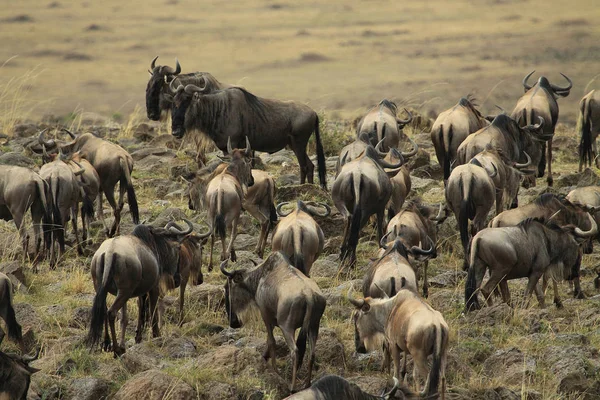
[533,193,563,207]
[131,225,179,274]
[518,217,565,233]
[379,99,398,114]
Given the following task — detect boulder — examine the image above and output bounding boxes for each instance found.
[69,306,90,329]
[470,303,513,327]
[0,261,27,287]
[132,123,157,142]
[545,345,600,397]
[150,207,188,227]
[429,270,467,288]
[187,284,224,312]
[406,148,431,170]
[113,370,196,400]
[130,147,176,161]
[483,347,536,382]
[0,152,35,168]
[555,168,600,188]
[65,377,111,400]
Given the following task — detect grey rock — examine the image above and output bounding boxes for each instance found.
[113,369,196,400]
[483,347,536,382]
[66,377,111,400]
[429,270,467,288]
[130,147,176,161]
[0,152,35,168]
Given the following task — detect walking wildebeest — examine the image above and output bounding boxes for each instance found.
[511,71,572,186]
[0,273,25,353]
[578,90,600,171]
[42,129,139,237]
[356,99,413,151]
[431,96,489,182]
[272,201,329,277]
[221,251,326,391]
[66,152,100,245]
[0,349,39,400]
[333,141,413,266]
[284,375,407,400]
[382,146,417,219]
[465,216,596,311]
[87,220,198,357]
[336,133,371,175]
[169,82,327,189]
[349,287,449,399]
[446,163,496,270]
[0,166,50,259]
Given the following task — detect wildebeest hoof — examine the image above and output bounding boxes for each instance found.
[547,177,553,187]
[113,346,126,357]
[230,250,237,262]
[134,335,142,344]
[423,287,429,298]
[102,340,112,352]
[575,290,586,299]
[555,300,563,309]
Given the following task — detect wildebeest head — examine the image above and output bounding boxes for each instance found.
[276,200,331,218]
[0,349,40,400]
[225,137,254,188]
[348,287,388,354]
[522,70,573,98]
[379,234,436,262]
[220,260,254,329]
[146,56,181,120]
[170,80,212,138]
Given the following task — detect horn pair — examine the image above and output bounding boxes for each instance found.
[226,136,252,156]
[396,108,413,125]
[573,213,598,238]
[164,219,195,235]
[305,201,331,217]
[523,70,572,93]
[346,284,366,309]
[150,56,181,75]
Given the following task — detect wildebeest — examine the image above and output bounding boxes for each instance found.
[465,216,596,311]
[284,375,406,400]
[333,142,409,265]
[431,96,489,182]
[0,349,39,400]
[446,163,496,270]
[349,288,448,399]
[382,147,416,219]
[87,220,198,357]
[566,186,600,207]
[336,133,370,175]
[0,273,25,353]
[145,57,232,121]
[221,251,326,391]
[170,82,327,189]
[511,71,572,186]
[41,129,139,237]
[272,201,329,277]
[0,166,50,258]
[356,99,413,151]
[384,200,444,297]
[578,90,600,171]
[66,152,100,245]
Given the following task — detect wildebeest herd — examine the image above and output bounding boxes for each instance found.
[1,56,600,399]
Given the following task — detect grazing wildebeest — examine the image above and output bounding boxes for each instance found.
[0,166,50,258]
[66,152,100,245]
[382,145,417,219]
[349,288,449,399]
[284,375,407,400]
[578,90,600,171]
[87,220,198,357]
[336,133,371,175]
[431,96,489,182]
[272,201,329,277]
[42,129,139,237]
[221,251,326,391]
[0,349,39,400]
[0,273,25,353]
[465,216,596,311]
[384,201,444,297]
[333,142,410,266]
[356,99,413,151]
[446,163,496,270]
[170,82,327,189]
[511,71,572,186]
[566,186,600,207]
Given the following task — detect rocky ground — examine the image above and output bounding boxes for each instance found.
[1,114,600,400]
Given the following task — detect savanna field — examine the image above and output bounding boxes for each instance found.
[1,0,600,399]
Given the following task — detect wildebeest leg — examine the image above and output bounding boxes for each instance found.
[107,294,129,356]
[339,216,351,260]
[71,205,83,255]
[546,138,553,186]
[117,178,127,235]
[534,282,546,308]
[305,312,322,387]
[391,344,403,382]
[103,317,111,351]
[226,219,238,262]
[97,191,107,231]
[31,206,43,260]
[551,279,563,308]
[495,189,503,216]
[13,212,27,256]
[423,260,429,298]
[304,154,315,185]
[256,220,269,258]
[523,272,543,308]
[480,271,505,307]
[148,287,160,338]
[208,234,215,272]
[413,349,429,394]
[178,273,188,326]
[499,280,511,307]
[262,322,277,370]
[376,210,385,243]
[104,187,120,238]
[135,295,146,344]
[280,326,299,391]
[291,136,309,184]
[120,302,128,348]
[594,135,600,168]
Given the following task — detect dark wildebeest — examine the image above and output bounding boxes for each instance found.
[333,142,412,266]
[87,220,199,357]
[465,216,596,311]
[0,273,25,353]
[578,90,600,171]
[170,82,327,189]
[0,166,50,258]
[284,375,408,400]
[0,349,39,400]
[384,201,445,297]
[272,201,330,277]
[382,145,417,219]
[511,71,572,186]
[221,252,326,391]
[431,96,489,182]
[356,99,413,151]
[41,130,139,237]
[349,287,449,399]
[446,163,496,270]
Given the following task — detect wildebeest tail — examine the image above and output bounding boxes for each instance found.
[465,236,480,311]
[82,195,95,221]
[426,324,446,399]
[87,252,116,347]
[442,124,453,181]
[120,157,139,224]
[2,280,23,343]
[215,189,226,240]
[347,173,363,258]
[314,116,327,189]
[36,178,53,250]
[458,175,474,270]
[295,300,310,371]
[267,178,277,229]
[579,96,593,168]
[293,227,307,276]
[49,176,65,253]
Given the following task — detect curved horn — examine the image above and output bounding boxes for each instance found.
[71,158,85,176]
[522,70,535,91]
[169,79,184,94]
[373,282,389,299]
[397,108,413,125]
[19,348,40,363]
[183,83,204,94]
[150,55,158,70]
[382,377,400,399]
[220,260,233,278]
[244,136,252,156]
[227,136,233,155]
[430,203,445,222]
[347,284,365,308]
[495,104,506,115]
[194,221,212,239]
[61,128,77,140]
[400,136,418,158]
[514,152,532,169]
[550,73,573,93]
[524,116,545,132]
[276,202,293,218]
[377,156,405,169]
[379,231,392,249]
[409,236,435,256]
[574,213,598,238]
[316,202,331,217]
[488,163,498,178]
[177,219,194,235]
[375,138,387,157]
[38,129,55,147]
[173,58,181,75]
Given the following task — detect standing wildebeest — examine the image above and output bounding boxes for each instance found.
[465,216,596,311]
[0,166,50,258]
[384,201,444,297]
[356,99,413,151]
[382,146,417,219]
[272,201,329,277]
[41,130,139,237]
[0,273,25,353]
[349,288,449,399]
[87,220,197,357]
[170,82,327,189]
[446,163,496,270]
[578,90,600,171]
[336,133,370,175]
[511,71,572,186]
[284,375,406,400]
[431,96,489,182]
[66,152,100,245]
[333,142,413,265]
[221,251,326,391]
[0,349,39,400]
